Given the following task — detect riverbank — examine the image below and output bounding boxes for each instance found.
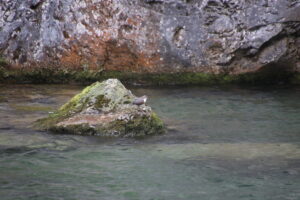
[1,66,299,86]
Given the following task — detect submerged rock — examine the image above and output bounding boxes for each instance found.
[34,79,165,137]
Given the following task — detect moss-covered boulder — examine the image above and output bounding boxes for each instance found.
[34,79,165,137]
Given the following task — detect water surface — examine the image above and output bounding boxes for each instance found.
[0,84,300,200]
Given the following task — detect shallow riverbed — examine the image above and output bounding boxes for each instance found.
[0,84,300,200]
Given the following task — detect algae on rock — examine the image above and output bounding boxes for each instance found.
[34,79,165,137]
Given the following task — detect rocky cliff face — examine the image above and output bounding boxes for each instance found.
[1,0,300,74]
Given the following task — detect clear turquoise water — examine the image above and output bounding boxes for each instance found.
[0,84,300,200]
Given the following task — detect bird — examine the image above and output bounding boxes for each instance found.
[132,95,148,106]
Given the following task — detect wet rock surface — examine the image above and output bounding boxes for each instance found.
[0,0,300,74]
[34,79,165,137]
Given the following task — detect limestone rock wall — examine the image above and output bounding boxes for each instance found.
[0,0,300,74]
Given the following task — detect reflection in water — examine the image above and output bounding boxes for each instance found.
[0,84,300,200]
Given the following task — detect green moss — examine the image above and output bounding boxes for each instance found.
[0,53,297,85]
[95,95,111,108]
[0,67,4,81]
[0,55,9,81]
[34,82,99,130]
[150,112,165,129]
[0,56,7,67]
[0,67,298,85]
[50,124,96,135]
[107,112,165,137]
[33,112,64,130]
[124,112,165,136]
[59,82,97,114]
[53,111,166,137]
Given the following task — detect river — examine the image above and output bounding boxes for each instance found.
[0,84,299,200]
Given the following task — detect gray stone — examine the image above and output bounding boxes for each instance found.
[34,79,165,137]
[0,0,299,73]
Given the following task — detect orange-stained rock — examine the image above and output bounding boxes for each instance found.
[1,0,300,74]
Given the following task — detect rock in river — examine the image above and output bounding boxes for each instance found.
[34,79,165,137]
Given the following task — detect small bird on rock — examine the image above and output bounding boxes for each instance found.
[132,95,148,106]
